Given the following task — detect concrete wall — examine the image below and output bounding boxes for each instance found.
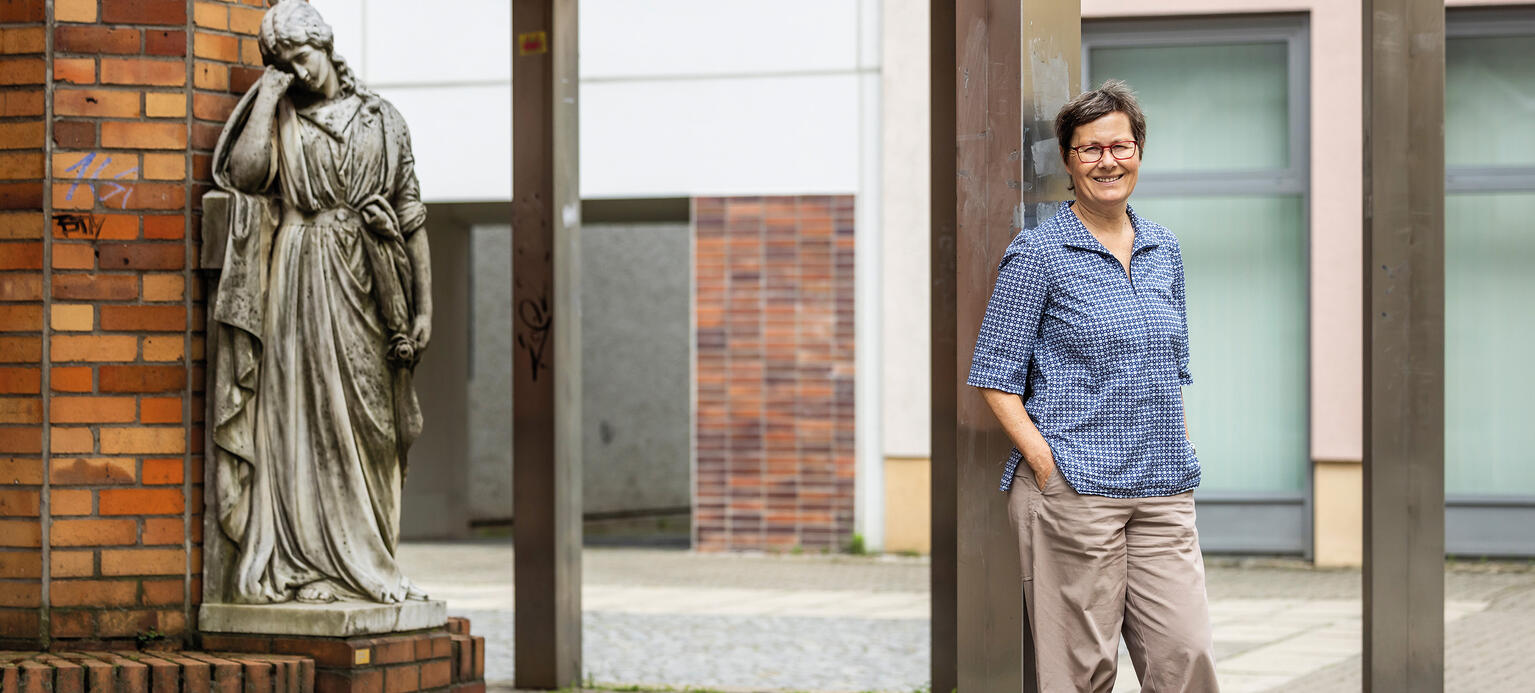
[581,223,693,515]
[461,222,693,525]
[880,0,930,460]
[401,216,472,539]
[468,225,515,523]
[876,0,933,553]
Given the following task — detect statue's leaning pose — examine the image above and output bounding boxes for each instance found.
[209,0,432,604]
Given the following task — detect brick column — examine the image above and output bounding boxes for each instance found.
[0,0,262,649]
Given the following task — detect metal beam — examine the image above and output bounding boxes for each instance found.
[1362,0,1445,690]
[512,0,582,688]
[928,1,956,688]
[933,1,1079,690]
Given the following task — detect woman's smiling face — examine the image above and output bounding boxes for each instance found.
[1066,111,1141,210]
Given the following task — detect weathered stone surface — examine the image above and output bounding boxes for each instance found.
[200,601,447,637]
[203,0,433,609]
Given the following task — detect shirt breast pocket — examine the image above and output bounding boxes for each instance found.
[1043,269,1107,367]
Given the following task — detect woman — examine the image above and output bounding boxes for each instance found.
[209,0,431,604]
[967,80,1219,691]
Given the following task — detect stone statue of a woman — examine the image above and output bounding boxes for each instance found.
[207,0,431,605]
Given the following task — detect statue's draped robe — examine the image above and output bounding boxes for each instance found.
[210,86,427,603]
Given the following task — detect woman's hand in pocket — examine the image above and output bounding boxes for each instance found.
[1025,443,1056,491]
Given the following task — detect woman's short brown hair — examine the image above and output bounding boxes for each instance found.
[1055,79,1146,162]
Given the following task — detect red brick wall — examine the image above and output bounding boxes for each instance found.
[178,0,264,634]
[0,0,260,648]
[693,195,856,552]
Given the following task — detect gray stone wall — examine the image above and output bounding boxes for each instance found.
[459,221,692,525]
[401,217,472,539]
[580,223,693,515]
[468,225,516,523]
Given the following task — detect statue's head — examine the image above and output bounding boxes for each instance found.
[259,0,352,96]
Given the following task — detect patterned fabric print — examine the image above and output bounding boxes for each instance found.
[967,203,1199,497]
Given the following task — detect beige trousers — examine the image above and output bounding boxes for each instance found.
[1007,470,1220,692]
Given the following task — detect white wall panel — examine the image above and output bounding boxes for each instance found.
[580,76,859,198]
[880,0,930,457]
[581,0,860,79]
[361,0,512,85]
[375,85,513,202]
[313,1,870,202]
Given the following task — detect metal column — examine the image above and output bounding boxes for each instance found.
[932,2,1079,690]
[928,3,957,688]
[512,0,582,688]
[1362,0,1445,690]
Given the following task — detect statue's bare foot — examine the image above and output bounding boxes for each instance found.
[296,582,337,603]
[404,581,429,601]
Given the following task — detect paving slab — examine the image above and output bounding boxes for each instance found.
[399,542,1535,693]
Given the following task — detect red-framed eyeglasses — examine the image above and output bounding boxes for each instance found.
[1069,141,1140,164]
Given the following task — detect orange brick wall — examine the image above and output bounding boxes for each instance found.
[0,0,261,648]
[0,0,49,649]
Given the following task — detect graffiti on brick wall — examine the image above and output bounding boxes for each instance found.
[53,213,105,239]
[63,152,138,209]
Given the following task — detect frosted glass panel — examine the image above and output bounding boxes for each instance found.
[1447,36,1535,168]
[1089,43,1289,172]
[1131,196,1307,494]
[1446,193,1535,496]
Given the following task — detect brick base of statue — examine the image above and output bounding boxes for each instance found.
[0,619,485,693]
[201,617,485,693]
[0,651,315,693]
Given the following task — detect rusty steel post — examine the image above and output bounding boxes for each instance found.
[512,0,582,688]
[934,1,1079,690]
[1362,0,1446,690]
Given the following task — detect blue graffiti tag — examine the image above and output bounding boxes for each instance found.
[63,152,138,209]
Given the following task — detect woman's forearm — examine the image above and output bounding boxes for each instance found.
[980,388,1054,471]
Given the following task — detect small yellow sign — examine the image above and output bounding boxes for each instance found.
[518,31,548,56]
[354,648,371,665]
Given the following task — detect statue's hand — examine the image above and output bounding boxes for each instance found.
[410,314,432,352]
[258,66,294,99]
[360,201,400,240]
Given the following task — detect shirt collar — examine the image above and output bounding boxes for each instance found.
[1056,202,1160,256]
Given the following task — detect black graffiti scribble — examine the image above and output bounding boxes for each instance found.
[516,285,552,381]
[53,213,104,239]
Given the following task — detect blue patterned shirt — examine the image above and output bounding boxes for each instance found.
[966,203,1199,497]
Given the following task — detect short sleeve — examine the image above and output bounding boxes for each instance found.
[966,238,1050,396]
[1173,245,1193,385]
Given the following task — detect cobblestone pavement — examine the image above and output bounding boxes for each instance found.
[397,542,1535,693]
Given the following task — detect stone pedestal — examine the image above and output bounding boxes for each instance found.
[199,601,447,637]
